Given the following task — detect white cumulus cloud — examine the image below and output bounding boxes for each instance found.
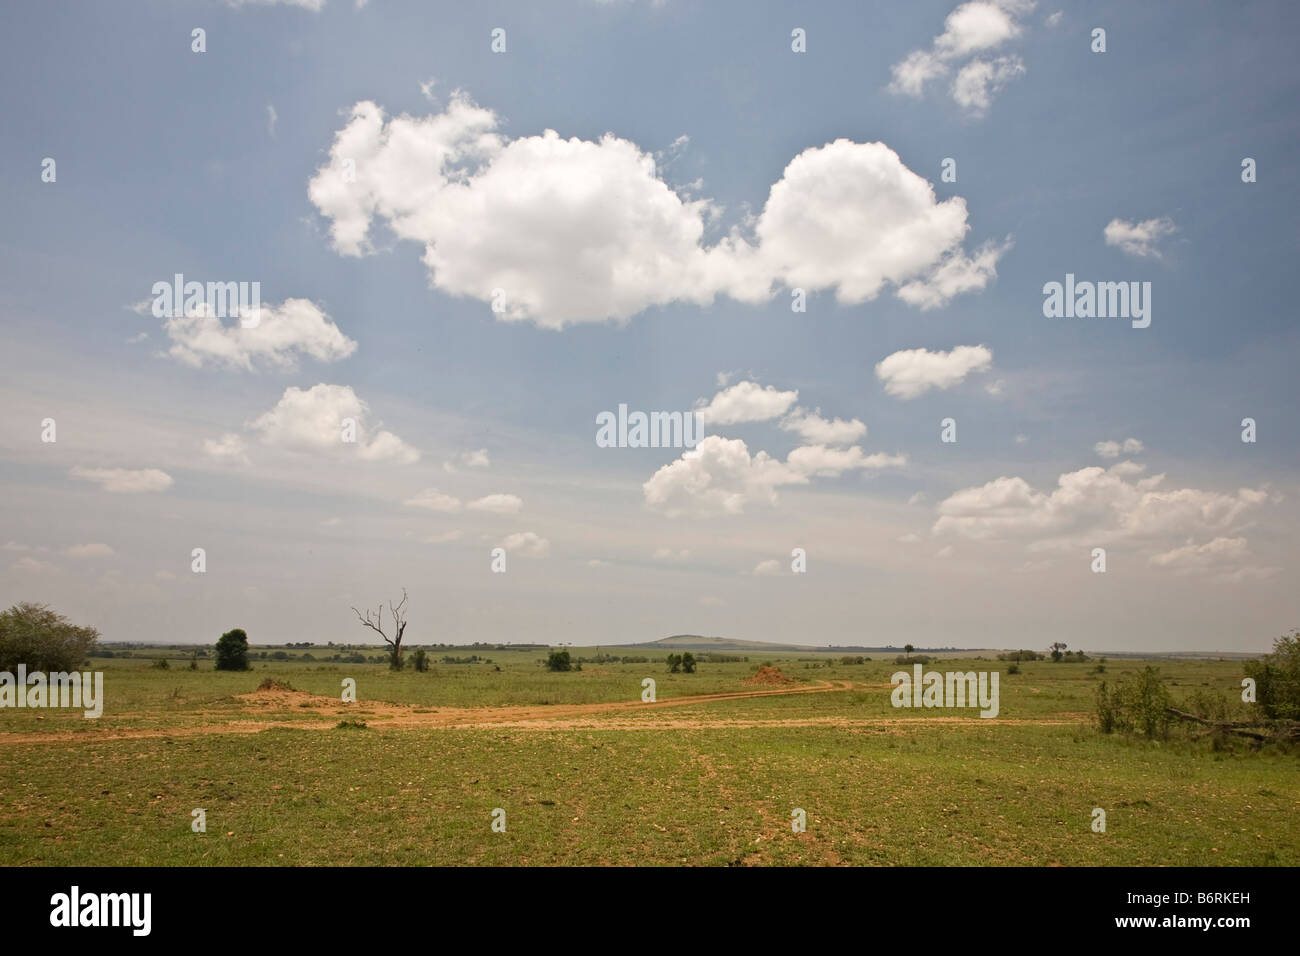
[934,466,1268,553]
[889,1,1034,114]
[248,384,419,463]
[163,299,357,371]
[1104,217,1177,259]
[875,345,993,399]
[1094,437,1144,459]
[308,98,1007,327]
[643,435,904,517]
[695,381,798,425]
[780,409,867,445]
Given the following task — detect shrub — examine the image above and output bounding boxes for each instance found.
[545,649,572,672]
[214,628,250,671]
[997,650,1044,662]
[1244,630,1300,720]
[0,603,99,672]
[1096,666,1172,739]
[681,651,697,674]
[893,654,932,665]
[1007,662,1020,675]
[666,653,682,674]
[1096,680,1116,734]
[151,657,170,670]
[409,648,429,672]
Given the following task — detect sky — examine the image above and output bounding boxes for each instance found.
[1,0,1297,652]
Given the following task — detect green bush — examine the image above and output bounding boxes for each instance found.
[893,654,932,665]
[409,648,429,672]
[1096,666,1172,739]
[1096,680,1116,734]
[545,649,572,672]
[0,603,99,672]
[1244,630,1300,720]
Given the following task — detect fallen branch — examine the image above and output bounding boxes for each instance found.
[1164,707,1274,742]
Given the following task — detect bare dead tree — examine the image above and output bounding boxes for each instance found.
[351,588,409,670]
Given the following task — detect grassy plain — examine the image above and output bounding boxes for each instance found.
[1,651,1295,866]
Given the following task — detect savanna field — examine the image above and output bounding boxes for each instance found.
[1,649,1296,866]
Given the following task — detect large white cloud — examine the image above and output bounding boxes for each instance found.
[642,435,904,517]
[875,345,993,399]
[163,299,357,371]
[750,140,1003,307]
[308,97,1006,328]
[247,384,419,463]
[643,436,791,516]
[934,465,1268,552]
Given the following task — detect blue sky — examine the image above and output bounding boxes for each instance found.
[2,0,1297,651]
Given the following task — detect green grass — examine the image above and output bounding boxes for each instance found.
[1,724,1294,866]
[0,653,1295,866]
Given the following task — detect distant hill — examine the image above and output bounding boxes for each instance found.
[614,635,960,654]
[611,635,1262,659]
